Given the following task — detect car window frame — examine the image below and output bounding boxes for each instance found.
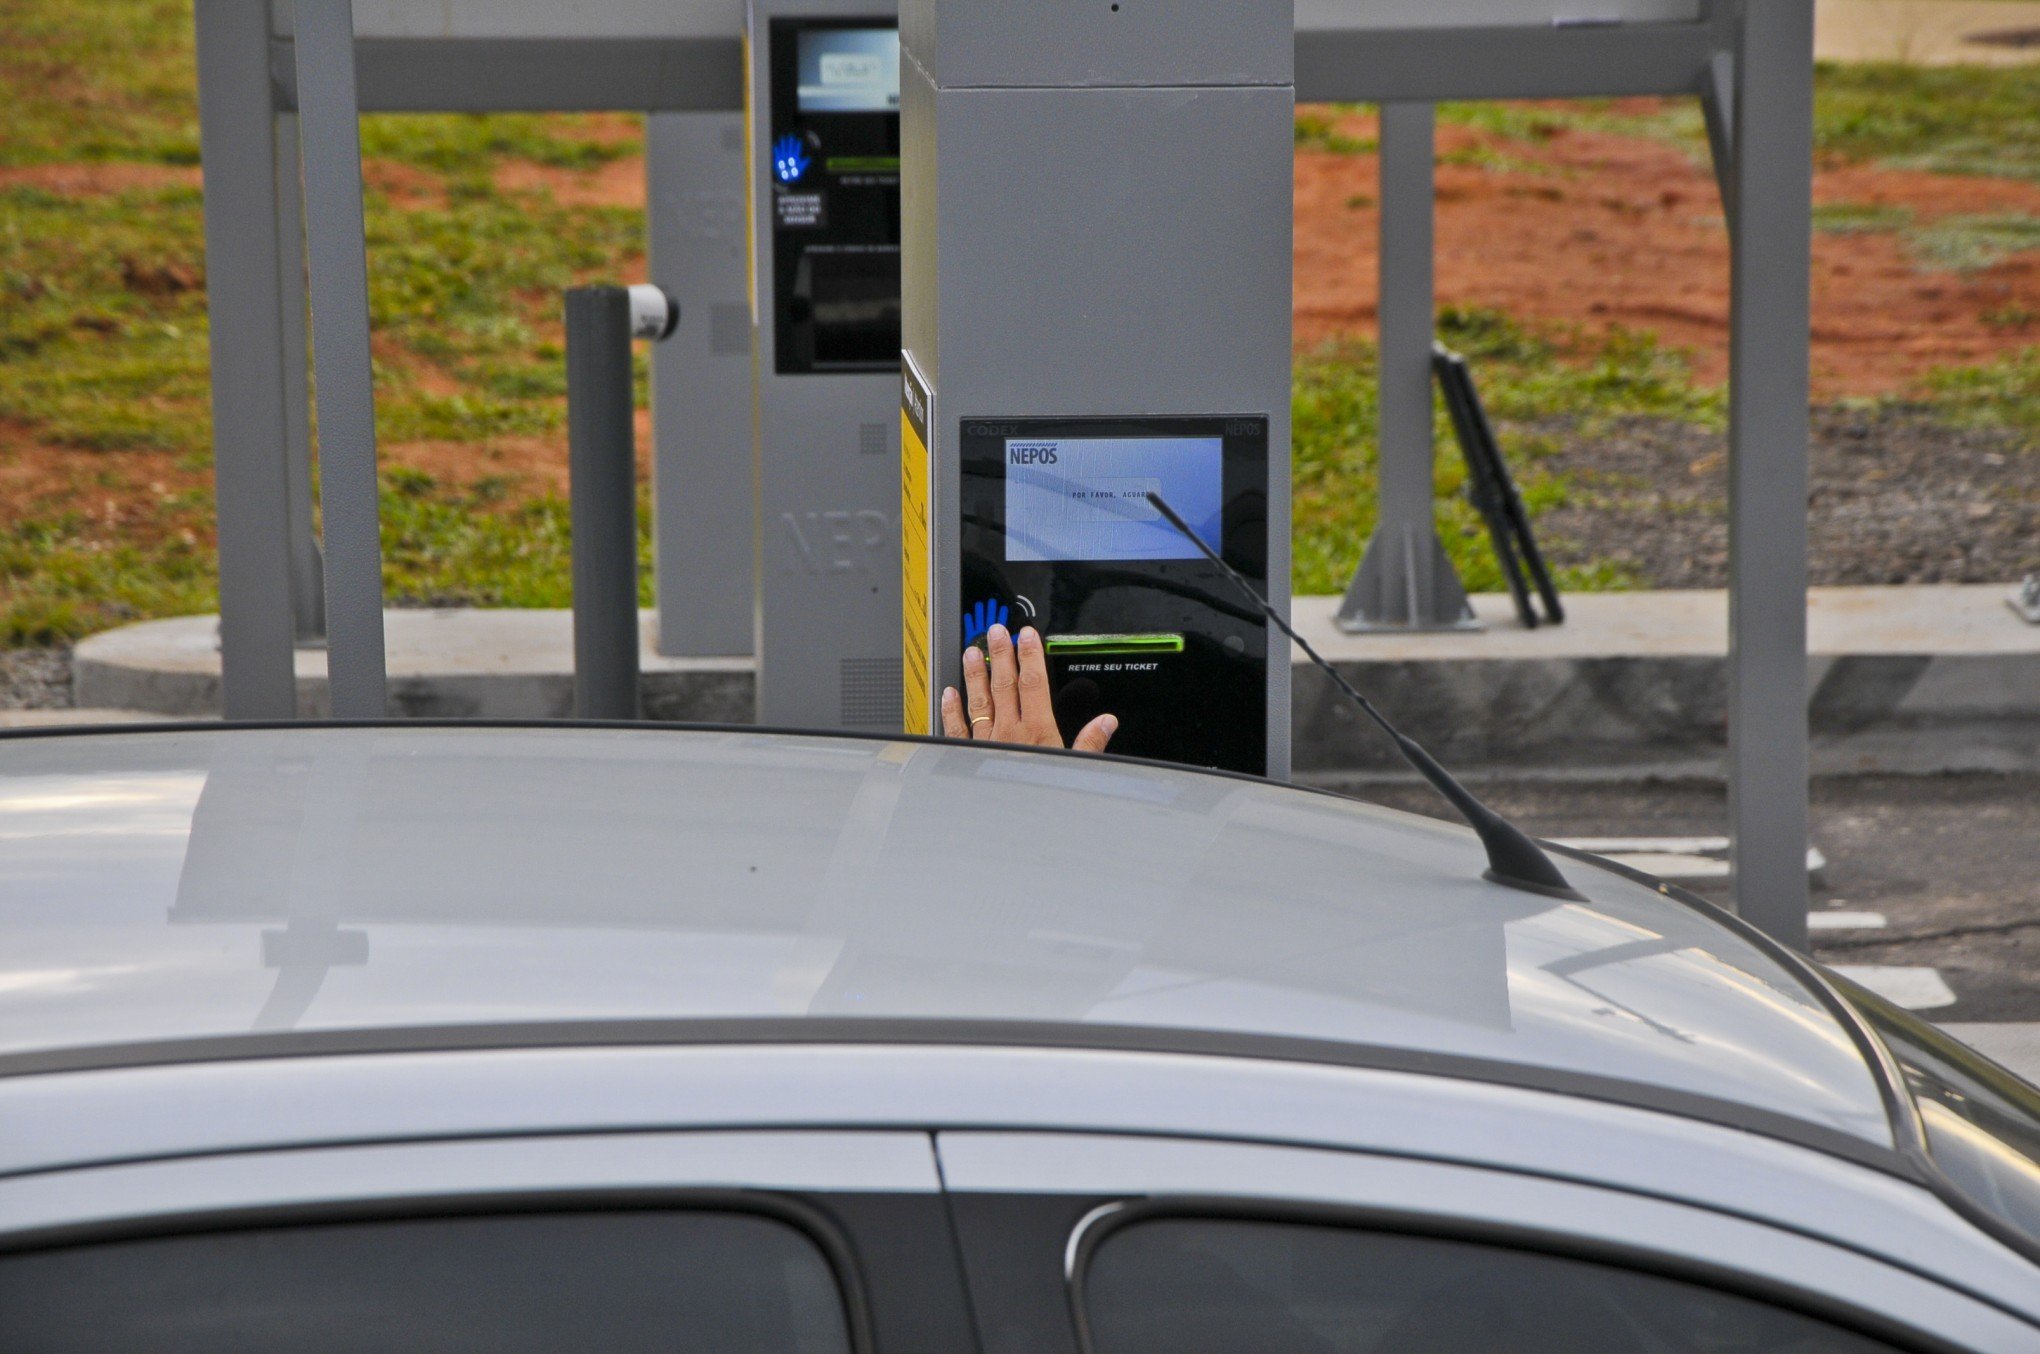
[0,1127,975,1354]
[935,1131,2040,1354]
[0,1191,876,1354]
[1830,972,2040,1252]
[1064,1197,1949,1354]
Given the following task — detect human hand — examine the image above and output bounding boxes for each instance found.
[941,623,1118,753]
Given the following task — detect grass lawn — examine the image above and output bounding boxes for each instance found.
[0,1,2035,644]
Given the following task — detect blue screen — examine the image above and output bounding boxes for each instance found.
[795,28,900,113]
[1004,436,1224,562]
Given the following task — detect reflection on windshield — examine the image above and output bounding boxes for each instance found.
[1839,974,2040,1249]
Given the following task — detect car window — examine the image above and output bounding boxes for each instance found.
[1082,1217,1901,1354]
[1838,975,2040,1249]
[0,1209,852,1354]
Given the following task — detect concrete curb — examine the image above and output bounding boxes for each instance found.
[74,609,756,725]
[1288,588,2040,777]
[72,586,2040,776]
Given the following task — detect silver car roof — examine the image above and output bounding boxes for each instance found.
[0,725,1891,1150]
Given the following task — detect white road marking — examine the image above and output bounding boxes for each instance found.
[1559,836,1734,855]
[1808,911,1889,931]
[1601,852,1733,880]
[1938,1023,2040,1085]
[1833,965,1957,1011]
[1555,837,1826,884]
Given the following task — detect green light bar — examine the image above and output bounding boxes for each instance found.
[1045,633,1185,657]
[827,156,901,173]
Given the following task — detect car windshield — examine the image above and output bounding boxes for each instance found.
[1837,975,2040,1251]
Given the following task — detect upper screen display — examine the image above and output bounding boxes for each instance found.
[1004,436,1224,562]
[796,28,901,113]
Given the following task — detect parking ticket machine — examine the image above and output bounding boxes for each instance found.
[900,0,1293,778]
[747,0,904,730]
[954,416,1276,774]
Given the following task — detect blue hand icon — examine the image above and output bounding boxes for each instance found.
[772,135,812,184]
[962,599,1010,649]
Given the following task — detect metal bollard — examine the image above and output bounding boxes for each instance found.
[566,284,678,721]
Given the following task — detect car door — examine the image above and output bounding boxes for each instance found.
[935,1131,2040,1353]
[0,1129,976,1354]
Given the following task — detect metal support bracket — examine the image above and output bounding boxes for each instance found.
[1339,524,1480,634]
[1335,101,1478,635]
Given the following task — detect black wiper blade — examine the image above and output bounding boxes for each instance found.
[1147,492,1583,901]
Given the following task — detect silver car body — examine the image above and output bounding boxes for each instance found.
[1,726,2037,1348]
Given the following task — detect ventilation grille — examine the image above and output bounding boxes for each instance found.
[858,422,889,457]
[710,303,752,356]
[840,657,903,728]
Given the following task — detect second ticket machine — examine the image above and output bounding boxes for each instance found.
[747,0,903,729]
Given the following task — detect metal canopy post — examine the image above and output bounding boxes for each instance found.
[1337,101,1476,633]
[272,108,328,647]
[1724,0,1815,949]
[292,0,388,718]
[194,0,301,719]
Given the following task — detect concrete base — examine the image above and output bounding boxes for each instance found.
[74,610,752,724]
[1291,585,2040,780]
[71,586,2040,777]
[0,708,193,730]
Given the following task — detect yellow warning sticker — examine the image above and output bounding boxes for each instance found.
[900,352,934,735]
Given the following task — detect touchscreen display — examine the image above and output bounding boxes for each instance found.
[796,28,900,113]
[1004,436,1224,562]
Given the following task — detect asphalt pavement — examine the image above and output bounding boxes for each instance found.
[1335,772,2040,1049]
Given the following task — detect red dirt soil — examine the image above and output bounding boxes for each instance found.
[385,412,655,498]
[0,421,213,547]
[491,155,647,209]
[7,104,2038,543]
[460,105,2040,399]
[1295,104,2040,396]
[0,163,203,194]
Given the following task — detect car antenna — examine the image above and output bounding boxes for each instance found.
[1147,492,1583,901]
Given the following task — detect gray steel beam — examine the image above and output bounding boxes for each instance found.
[265,8,1729,112]
[1337,103,1475,634]
[293,0,388,718]
[1295,23,1716,103]
[269,37,744,112]
[195,0,301,720]
[266,22,1724,113]
[290,0,741,40]
[1724,0,1815,949]
[271,109,327,645]
[1699,48,1737,226]
[1378,101,1438,542]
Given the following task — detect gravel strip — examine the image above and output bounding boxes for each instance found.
[1530,405,2038,589]
[0,648,71,710]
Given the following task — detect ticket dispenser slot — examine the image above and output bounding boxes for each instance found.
[959,415,1271,775]
[767,19,901,375]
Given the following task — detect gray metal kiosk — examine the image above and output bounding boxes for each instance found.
[648,111,755,660]
[899,0,1294,780]
[746,0,906,730]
